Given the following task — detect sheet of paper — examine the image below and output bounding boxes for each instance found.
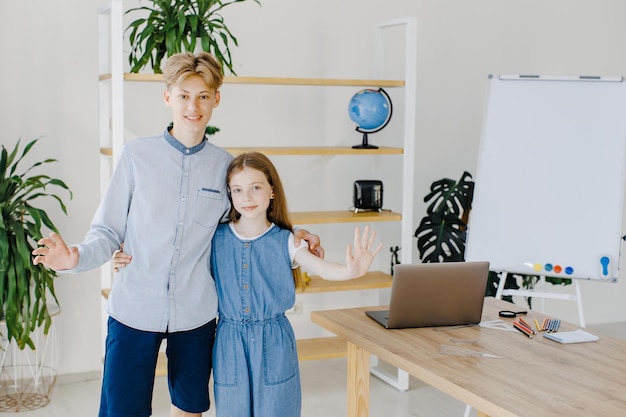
[542,329,599,344]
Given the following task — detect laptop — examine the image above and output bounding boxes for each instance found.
[366,261,490,329]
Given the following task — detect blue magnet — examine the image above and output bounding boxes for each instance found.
[600,256,611,277]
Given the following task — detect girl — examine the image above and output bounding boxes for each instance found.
[210,152,382,417]
[113,151,382,417]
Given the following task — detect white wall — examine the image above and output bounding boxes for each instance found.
[2,0,626,376]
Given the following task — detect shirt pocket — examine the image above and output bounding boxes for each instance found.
[194,188,225,228]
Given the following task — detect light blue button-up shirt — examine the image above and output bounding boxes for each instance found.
[71,128,233,332]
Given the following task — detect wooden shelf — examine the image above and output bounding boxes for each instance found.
[102,271,391,301]
[152,338,346,374]
[94,211,399,233]
[100,146,403,157]
[99,73,405,88]
[156,352,167,376]
[297,337,346,360]
[298,271,392,293]
[290,210,400,224]
[224,146,403,156]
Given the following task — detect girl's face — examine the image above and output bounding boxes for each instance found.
[229,167,274,220]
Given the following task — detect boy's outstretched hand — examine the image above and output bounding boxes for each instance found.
[32,232,79,271]
[345,225,384,277]
[294,228,325,259]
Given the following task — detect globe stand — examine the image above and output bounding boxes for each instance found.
[349,88,393,150]
[352,131,379,149]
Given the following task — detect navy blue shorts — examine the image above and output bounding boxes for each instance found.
[98,317,217,417]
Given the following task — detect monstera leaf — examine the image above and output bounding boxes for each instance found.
[414,171,571,302]
[414,171,474,263]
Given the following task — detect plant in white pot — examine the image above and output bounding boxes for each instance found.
[125,0,261,74]
[0,138,72,350]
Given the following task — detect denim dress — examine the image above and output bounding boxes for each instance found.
[211,223,301,417]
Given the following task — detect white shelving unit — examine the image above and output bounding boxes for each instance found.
[97,0,124,361]
[97,1,416,387]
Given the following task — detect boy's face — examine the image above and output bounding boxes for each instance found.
[164,75,220,142]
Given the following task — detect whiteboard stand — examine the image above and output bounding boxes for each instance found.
[369,365,410,392]
[464,74,626,333]
[494,271,586,327]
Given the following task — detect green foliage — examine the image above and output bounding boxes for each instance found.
[168,121,220,136]
[0,138,72,349]
[204,125,220,136]
[485,271,518,303]
[125,0,261,74]
[414,171,474,263]
[486,271,572,308]
[415,171,572,301]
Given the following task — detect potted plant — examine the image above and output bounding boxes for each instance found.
[413,171,571,306]
[0,138,72,350]
[125,0,261,74]
[414,171,474,263]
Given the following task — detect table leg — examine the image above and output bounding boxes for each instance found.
[347,341,370,417]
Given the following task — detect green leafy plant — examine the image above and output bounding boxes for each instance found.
[168,121,220,136]
[414,171,572,305]
[485,272,572,307]
[414,171,474,263]
[125,0,261,74]
[0,138,72,349]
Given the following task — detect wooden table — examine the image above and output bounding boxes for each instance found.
[311,297,626,417]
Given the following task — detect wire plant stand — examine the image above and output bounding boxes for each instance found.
[0,305,59,412]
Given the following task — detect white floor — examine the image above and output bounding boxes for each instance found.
[9,322,626,417]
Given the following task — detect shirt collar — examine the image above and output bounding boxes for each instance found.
[163,127,207,155]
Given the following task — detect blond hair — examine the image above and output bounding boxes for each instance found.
[162,52,223,91]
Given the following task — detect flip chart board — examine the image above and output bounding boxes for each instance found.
[465,75,626,282]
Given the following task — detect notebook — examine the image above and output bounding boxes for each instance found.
[543,330,599,344]
[366,261,490,329]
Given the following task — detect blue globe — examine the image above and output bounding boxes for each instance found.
[348,88,392,131]
[348,88,393,149]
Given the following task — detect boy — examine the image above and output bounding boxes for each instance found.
[33,52,321,417]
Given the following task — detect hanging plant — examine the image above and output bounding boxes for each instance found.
[0,138,72,349]
[125,0,261,74]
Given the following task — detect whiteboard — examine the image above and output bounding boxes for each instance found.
[465,75,626,281]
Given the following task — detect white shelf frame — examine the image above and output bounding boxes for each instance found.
[97,0,125,359]
[97,1,418,389]
[367,16,417,393]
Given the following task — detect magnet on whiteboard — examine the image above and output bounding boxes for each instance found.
[600,255,612,277]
